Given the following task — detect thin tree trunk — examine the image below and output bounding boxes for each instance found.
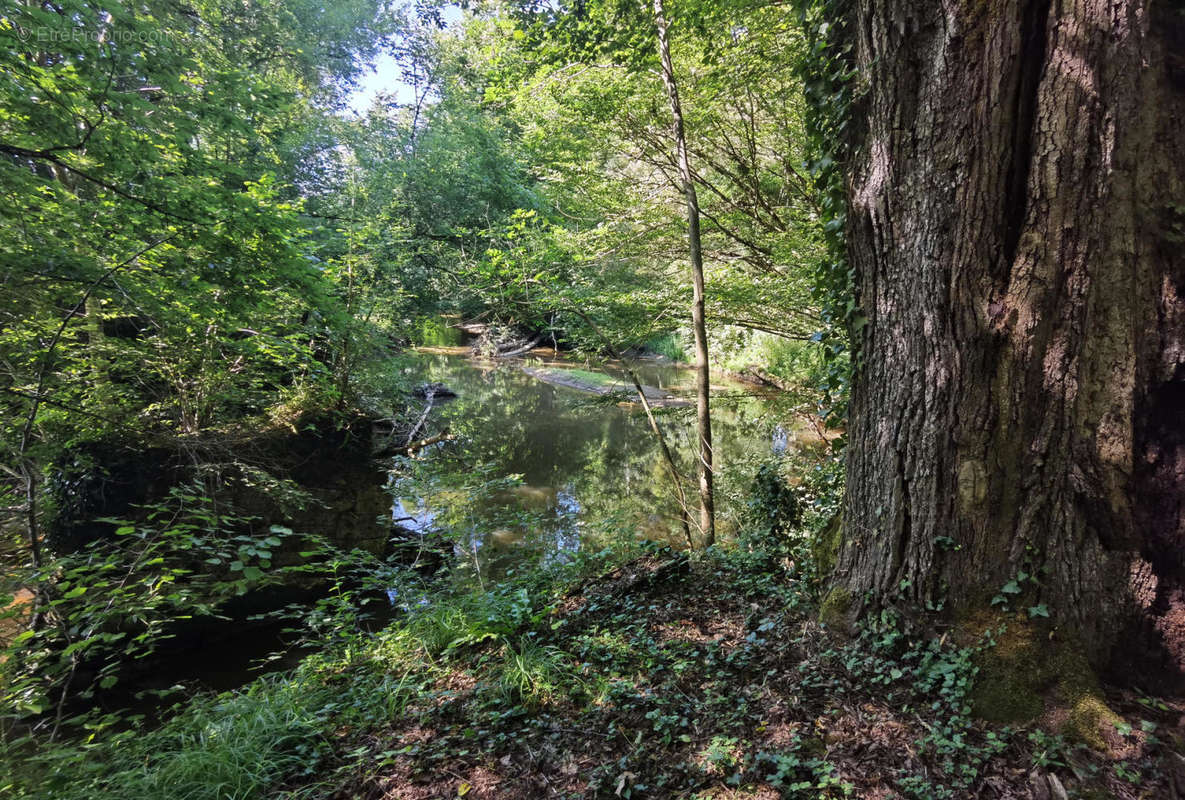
[835,0,1185,686]
[653,0,714,546]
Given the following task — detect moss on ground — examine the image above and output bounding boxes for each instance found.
[965,612,1047,722]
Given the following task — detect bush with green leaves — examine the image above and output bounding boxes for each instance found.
[802,609,1011,798]
[0,484,328,742]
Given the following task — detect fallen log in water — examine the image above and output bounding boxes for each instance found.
[522,367,690,407]
[494,330,547,358]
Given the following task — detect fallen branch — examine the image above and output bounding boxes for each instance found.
[495,330,547,358]
[405,388,436,446]
[397,430,455,455]
[745,365,795,393]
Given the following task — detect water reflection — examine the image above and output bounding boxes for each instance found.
[394,352,787,575]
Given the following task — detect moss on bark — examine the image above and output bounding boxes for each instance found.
[811,512,843,579]
[819,586,853,630]
[961,611,1123,749]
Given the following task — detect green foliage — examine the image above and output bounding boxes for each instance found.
[791,0,857,423]
[739,450,844,598]
[643,331,689,362]
[755,747,851,796]
[441,0,834,370]
[0,4,405,666]
[414,317,465,347]
[0,539,556,798]
[0,0,386,439]
[748,459,805,536]
[804,610,1011,798]
[719,331,827,387]
[0,485,315,738]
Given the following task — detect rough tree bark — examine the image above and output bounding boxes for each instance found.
[654,0,715,546]
[834,0,1185,686]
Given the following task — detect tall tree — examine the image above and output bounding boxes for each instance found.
[831,0,1185,687]
[652,0,714,545]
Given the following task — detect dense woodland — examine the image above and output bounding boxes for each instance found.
[2,1,1184,798]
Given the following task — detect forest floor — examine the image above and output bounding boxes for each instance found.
[310,549,1180,800]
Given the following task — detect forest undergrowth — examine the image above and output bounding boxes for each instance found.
[6,470,1178,800]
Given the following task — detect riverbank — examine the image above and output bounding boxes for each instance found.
[11,534,1177,800]
[11,350,1168,800]
[0,347,807,739]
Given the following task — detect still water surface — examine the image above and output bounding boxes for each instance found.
[392,350,793,576]
[111,349,799,698]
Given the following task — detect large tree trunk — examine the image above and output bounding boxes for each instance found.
[836,0,1185,685]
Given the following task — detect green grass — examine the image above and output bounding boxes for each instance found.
[5,675,331,800]
[643,331,688,362]
[395,587,530,658]
[112,679,330,800]
[495,638,578,709]
[2,610,428,800]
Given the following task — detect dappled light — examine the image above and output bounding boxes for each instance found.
[2,0,1183,797]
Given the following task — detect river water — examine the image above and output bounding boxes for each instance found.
[391,349,796,579]
[99,348,802,701]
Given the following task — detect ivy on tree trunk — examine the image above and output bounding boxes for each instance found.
[836,0,1185,686]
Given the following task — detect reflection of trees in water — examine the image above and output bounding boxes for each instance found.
[408,354,779,551]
